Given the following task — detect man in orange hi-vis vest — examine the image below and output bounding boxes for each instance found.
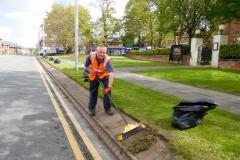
[85,45,114,116]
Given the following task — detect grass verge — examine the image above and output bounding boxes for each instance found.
[136,68,240,95]
[52,54,169,68]
[46,59,240,160]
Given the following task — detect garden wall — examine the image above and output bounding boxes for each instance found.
[219,45,240,70]
[127,54,190,65]
[219,59,240,71]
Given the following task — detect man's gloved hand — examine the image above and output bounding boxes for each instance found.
[103,86,112,94]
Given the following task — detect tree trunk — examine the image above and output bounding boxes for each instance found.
[138,34,141,48]
[158,32,163,48]
[188,33,193,46]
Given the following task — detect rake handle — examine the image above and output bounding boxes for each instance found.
[97,79,128,124]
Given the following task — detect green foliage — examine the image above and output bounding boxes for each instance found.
[182,45,191,55]
[213,0,240,22]
[45,3,92,52]
[123,0,158,47]
[93,0,122,45]
[138,0,240,46]
[128,48,170,55]
[220,45,240,59]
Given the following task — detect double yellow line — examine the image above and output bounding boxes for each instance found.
[37,61,102,160]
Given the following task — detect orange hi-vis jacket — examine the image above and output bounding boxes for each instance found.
[89,52,111,80]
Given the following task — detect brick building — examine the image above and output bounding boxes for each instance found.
[224,20,240,44]
[0,39,18,54]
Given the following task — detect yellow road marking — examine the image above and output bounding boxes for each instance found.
[41,63,103,160]
[45,76,103,160]
[36,59,103,160]
[36,61,85,160]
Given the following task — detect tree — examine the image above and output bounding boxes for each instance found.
[123,0,157,48]
[151,0,178,47]
[93,0,122,45]
[45,2,92,53]
[213,0,240,22]
[153,0,216,45]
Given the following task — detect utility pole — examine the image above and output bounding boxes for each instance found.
[75,0,79,70]
[42,20,45,49]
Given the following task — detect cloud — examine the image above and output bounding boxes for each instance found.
[0,0,128,48]
[0,0,55,47]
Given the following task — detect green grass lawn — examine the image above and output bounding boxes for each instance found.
[53,54,169,68]
[110,56,169,67]
[136,68,240,95]
[56,54,87,64]
[46,60,240,160]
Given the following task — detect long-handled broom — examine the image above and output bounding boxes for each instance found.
[97,79,146,141]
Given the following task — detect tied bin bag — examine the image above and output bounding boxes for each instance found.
[172,100,217,130]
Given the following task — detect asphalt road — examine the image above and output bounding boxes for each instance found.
[0,55,75,160]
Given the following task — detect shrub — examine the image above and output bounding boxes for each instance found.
[220,45,240,59]
[160,48,171,55]
[182,45,191,55]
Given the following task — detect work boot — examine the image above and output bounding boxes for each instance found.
[89,110,95,116]
[105,109,114,116]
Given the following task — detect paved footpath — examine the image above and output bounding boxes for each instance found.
[115,66,240,115]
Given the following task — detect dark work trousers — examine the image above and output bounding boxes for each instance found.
[88,76,111,112]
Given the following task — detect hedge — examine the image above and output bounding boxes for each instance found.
[182,45,191,55]
[128,45,191,55]
[220,45,240,59]
[128,48,170,55]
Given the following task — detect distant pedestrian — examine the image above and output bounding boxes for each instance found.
[85,45,114,116]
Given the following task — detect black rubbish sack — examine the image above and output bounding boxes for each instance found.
[171,99,217,130]
[83,69,89,82]
[49,57,54,61]
[54,58,60,64]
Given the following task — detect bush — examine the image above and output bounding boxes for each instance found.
[220,45,240,59]
[182,45,191,55]
[128,48,170,55]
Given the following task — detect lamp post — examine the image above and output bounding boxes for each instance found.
[42,20,50,56]
[237,37,240,44]
[42,20,45,49]
[219,25,225,35]
[195,29,201,37]
[75,0,79,71]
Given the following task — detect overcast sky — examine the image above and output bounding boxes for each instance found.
[0,0,128,48]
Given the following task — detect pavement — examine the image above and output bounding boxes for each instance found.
[115,66,240,115]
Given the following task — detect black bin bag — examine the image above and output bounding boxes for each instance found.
[172,99,217,130]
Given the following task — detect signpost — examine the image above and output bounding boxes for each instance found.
[169,45,183,64]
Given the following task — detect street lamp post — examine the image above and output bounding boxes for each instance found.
[219,25,225,35]
[195,29,201,37]
[237,37,240,44]
[75,0,79,71]
[42,20,45,49]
